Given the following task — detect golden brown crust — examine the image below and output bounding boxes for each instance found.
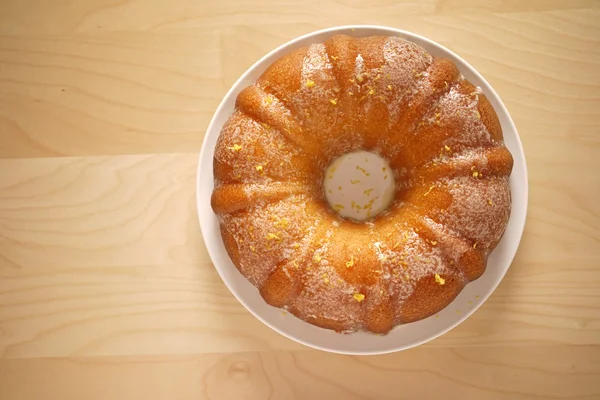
[364,300,395,334]
[400,274,464,323]
[211,35,513,334]
[477,91,503,142]
[260,262,299,308]
[211,182,306,214]
[220,225,241,270]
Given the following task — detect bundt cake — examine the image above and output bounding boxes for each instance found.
[211,34,513,334]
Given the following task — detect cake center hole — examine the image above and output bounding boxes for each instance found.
[324,150,395,221]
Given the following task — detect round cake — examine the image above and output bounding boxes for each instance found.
[210,34,513,334]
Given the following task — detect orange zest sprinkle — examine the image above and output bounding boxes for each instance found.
[346,255,355,268]
[266,233,280,241]
[423,185,435,196]
[356,165,369,175]
[435,274,445,285]
[274,218,289,228]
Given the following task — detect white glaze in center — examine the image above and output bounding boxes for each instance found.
[324,150,395,221]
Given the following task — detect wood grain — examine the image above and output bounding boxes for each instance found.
[1,346,599,400]
[2,9,600,158]
[1,0,599,398]
[0,346,600,400]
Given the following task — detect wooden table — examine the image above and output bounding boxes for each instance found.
[1,1,599,399]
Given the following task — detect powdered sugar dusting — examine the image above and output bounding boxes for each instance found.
[345,37,432,125]
[295,43,359,163]
[440,176,511,248]
[292,244,365,330]
[374,229,457,305]
[430,147,490,167]
[355,54,365,77]
[302,44,331,78]
[418,216,471,264]
[381,37,432,124]
[429,86,493,147]
[220,194,323,287]
[214,110,308,184]
[297,44,336,111]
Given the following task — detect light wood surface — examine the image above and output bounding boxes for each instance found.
[1,1,599,399]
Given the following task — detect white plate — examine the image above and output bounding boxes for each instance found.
[197,25,528,355]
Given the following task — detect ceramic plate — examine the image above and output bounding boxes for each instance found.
[197,25,528,355]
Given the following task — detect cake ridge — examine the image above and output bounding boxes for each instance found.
[236,85,317,158]
[211,181,309,214]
